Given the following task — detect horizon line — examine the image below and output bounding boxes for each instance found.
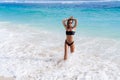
[0,1,120,4]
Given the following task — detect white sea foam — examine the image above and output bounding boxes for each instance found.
[0,22,120,80]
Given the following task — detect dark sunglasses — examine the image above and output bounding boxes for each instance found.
[69,22,72,24]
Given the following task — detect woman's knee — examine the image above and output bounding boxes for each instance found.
[71,45,75,53]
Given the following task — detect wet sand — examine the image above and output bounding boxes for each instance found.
[0,76,14,80]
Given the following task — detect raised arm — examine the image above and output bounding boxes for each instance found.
[73,19,78,28]
[62,18,68,29]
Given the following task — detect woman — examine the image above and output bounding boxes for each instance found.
[62,16,78,60]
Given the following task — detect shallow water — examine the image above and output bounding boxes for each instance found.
[0,2,120,38]
[0,22,120,80]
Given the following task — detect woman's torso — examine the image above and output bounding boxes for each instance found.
[66,26,76,43]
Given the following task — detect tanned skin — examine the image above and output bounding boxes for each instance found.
[62,16,78,60]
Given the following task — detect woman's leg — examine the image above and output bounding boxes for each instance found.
[64,42,68,60]
[70,43,75,53]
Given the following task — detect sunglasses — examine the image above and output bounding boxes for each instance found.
[69,22,73,24]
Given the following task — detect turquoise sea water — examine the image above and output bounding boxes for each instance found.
[0,2,120,38]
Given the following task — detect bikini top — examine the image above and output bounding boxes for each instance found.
[66,31,75,35]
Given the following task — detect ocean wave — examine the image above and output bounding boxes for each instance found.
[0,21,120,79]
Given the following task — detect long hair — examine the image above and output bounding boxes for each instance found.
[67,19,73,27]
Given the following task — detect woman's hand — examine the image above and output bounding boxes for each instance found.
[64,18,68,21]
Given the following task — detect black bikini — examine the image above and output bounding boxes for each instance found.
[66,31,75,35]
[65,40,74,46]
[65,31,75,46]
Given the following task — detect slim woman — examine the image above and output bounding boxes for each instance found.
[62,16,78,60]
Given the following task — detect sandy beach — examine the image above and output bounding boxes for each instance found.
[0,76,14,80]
